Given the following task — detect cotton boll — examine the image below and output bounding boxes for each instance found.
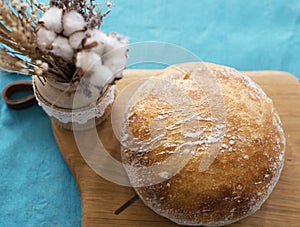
[38,7,63,33]
[78,53,114,88]
[83,29,107,56]
[79,64,113,100]
[103,50,127,79]
[105,32,128,53]
[69,31,86,49]
[102,35,128,78]
[103,33,128,78]
[50,36,74,61]
[89,64,114,89]
[63,11,87,37]
[76,51,102,72]
[36,27,57,49]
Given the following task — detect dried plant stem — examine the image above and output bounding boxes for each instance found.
[0,49,26,73]
[43,57,70,82]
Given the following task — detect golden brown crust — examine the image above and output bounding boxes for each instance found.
[121,63,285,226]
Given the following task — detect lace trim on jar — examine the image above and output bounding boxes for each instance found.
[35,85,115,124]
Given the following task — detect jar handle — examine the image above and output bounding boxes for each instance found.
[2,81,37,110]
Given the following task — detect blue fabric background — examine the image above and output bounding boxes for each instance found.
[1,0,299,226]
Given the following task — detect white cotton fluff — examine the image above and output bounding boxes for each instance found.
[69,31,86,49]
[76,51,102,72]
[79,64,113,103]
[104,32,128,53]
[77,56,114,100]
[50,36,74,61]
[103,50,127,78]
[103,33,128,78]
[83,29,108,56]
[88,64,114,88]
[36,27,57,49]
[63,11,87,37]
[38,7,63,33]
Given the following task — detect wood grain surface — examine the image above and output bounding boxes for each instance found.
[52,69,300,227]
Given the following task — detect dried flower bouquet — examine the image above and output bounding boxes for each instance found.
[0,0,129,129]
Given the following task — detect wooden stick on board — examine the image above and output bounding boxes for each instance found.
[115,194,140,215]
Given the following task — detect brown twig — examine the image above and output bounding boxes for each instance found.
[114,194,140,215]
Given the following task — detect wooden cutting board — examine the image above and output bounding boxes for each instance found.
[52,69,300,227]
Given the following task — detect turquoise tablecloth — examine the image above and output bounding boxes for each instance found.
[1,1,300,226]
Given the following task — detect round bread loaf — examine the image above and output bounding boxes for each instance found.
[120,62,285,226]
